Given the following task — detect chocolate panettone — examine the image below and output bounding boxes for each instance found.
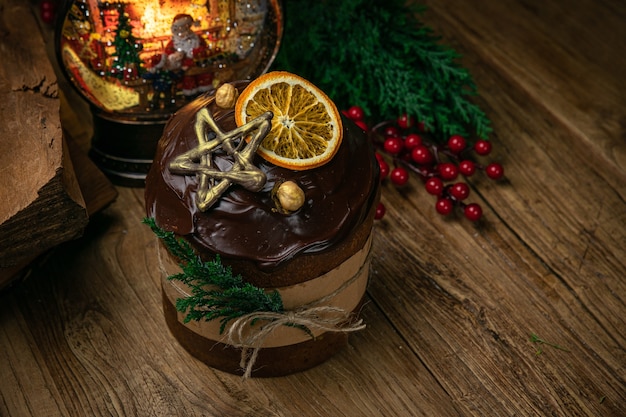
[145,74,380,377]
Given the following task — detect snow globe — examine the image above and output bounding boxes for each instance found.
[55,0,282,185]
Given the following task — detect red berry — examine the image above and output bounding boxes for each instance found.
[450,182,470,200]
[354,120,368,132]
[397,113,415,129]
[41,9,55,23]
[436,198,454,215]
[416,121,426,132]
[411,145,433,165]
[383,125,400,137]
[40,0,57,23]
[374,202,386,220]
[390,167,409,186]
[485,162,504,180]
[474,139,492,156]
[404,133,422,150]
[383,137,404,154]
[447,135,466,153]
[41,0,56,11]
[464,203,483,221]
[346,106,364,121]
[437,162,459,181]
[458,160,476,176]
[378,158,390,180]
[425,177,444,195]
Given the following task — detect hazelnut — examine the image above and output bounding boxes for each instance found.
[275,181,305,213]
[215,83,239,109]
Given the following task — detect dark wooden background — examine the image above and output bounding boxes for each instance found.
[1,0,625,415]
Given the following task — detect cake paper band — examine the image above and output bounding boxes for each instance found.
[159,234,372,349]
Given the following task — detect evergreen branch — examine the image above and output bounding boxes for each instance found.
[143,218,284,333]
[272,0,492,141]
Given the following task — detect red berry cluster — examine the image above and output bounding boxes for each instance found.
[344,106,504,222]
[40,0,59,25]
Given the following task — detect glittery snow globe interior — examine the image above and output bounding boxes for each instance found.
[57,0,282,118]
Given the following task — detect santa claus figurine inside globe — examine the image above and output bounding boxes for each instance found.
[151,13,214,97]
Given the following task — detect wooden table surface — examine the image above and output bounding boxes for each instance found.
[2,0,625,416]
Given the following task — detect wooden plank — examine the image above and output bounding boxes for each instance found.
[0,0,88,286]
[418,0,626,184]
[0,297,69,417]
[0,1,119,288]
[370,191,625,415]
[0,187,462,417]
[364,0,626,415]
[419,0,626,354]
[64,130,118,216]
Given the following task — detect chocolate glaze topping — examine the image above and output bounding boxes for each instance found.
[145,82,379,271]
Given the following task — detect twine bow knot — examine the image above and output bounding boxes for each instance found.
[227,306,366,379]
[157,233,372,379]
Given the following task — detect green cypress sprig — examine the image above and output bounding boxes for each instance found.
[143,218,284,333]
[272,0,492,141]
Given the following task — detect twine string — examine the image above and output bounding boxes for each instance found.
[156,238,372,379]
[228,306,366,378]
[227,249,371,378]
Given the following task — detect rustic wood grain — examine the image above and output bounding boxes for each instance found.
[1,188,463,417]
[64,129,118,216]
[1,0,625,416]
[0,0,117,288]
[0,0,89,287]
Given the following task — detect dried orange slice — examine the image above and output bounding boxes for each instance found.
[234,71,343,170]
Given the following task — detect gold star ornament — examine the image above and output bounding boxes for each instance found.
[168,108,273,211]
